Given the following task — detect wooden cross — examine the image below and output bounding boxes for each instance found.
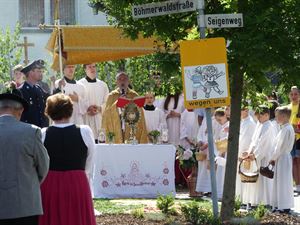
[17,36,34,65]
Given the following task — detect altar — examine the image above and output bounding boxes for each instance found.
[92,144,176,198]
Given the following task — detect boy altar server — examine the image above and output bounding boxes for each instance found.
[236,105,256,202]
[180,109,199,149]
[143,92,167,135]
[79,63,109,140]
[270,106,295,213]
[55,65,87,125]
[245,106,276,206]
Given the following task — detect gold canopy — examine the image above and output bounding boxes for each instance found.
[46,26,160,70]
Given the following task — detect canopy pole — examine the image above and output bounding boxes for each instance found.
[54,0,64,93]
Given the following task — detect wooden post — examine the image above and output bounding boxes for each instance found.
[17,36,34,65]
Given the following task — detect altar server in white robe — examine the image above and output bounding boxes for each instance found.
[245,106,276,206]
[79,63,109,140]
[143,92,167,134]
[180,109,199,149]
[160,93,185,145]
[55,65,87,125]
[270,106,295,213]
[196,117,212,194]
[214,108,230,199]
[236,106,256,201]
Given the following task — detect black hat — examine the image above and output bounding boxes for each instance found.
[21,59,45,74]
[0,83,29,111]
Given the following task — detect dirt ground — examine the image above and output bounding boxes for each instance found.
[96,213,300,225]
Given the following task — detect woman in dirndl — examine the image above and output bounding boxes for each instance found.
[39,93,96,225]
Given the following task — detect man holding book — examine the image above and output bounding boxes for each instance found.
[102,72,148,143]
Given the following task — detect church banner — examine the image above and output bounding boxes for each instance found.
[180,38,231,109]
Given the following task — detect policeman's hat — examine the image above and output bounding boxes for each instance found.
[21,59,45,74]
[0,82,28,111]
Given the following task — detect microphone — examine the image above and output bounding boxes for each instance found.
[121,88,125,96]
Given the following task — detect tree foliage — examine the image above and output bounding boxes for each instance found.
[0,23,22,83]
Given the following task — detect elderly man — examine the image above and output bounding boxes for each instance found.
[19,60,49,127]
[102,72,148,143]
[0,84,49,225]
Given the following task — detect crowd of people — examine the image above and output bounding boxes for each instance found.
[0,59,299,224]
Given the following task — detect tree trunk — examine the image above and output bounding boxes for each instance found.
[220,68,244,221]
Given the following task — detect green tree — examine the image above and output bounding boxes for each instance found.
[0,23,22,83]
[90,0,300,220]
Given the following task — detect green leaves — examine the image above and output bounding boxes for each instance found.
[0,23,22,83]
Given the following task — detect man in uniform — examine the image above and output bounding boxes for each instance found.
[102,72,148,143]
[19,60,49,127]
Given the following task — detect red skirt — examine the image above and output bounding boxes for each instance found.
[39,170,96,225]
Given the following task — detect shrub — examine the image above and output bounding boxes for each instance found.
[250,204,267,220]
[131,207,144,219]
[180,201,220,225]
[156,193,177,216]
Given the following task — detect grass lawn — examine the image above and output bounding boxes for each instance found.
[93,198,212,214]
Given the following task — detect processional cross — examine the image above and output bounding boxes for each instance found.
[17,36,34,64]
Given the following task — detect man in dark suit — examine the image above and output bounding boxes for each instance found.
[19,60,49,127]
[0,83,49,225]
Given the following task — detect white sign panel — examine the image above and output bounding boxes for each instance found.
[184,63,229,101]
[132,0,196,19]
[205,13,243,28]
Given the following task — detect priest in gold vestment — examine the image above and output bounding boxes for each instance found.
[102,72,148,144]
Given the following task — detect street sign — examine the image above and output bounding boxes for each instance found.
[132,0,196,19]
[180,38,230,109]
[205,13,243,28]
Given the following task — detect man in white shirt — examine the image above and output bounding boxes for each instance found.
[78,63,109,141]
[55,65,87,125]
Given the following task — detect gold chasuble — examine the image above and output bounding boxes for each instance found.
[102,88,148,144]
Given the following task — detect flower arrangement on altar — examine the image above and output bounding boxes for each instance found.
[176,145,198,169]
[148,130,161,144]
[107,131,115,143]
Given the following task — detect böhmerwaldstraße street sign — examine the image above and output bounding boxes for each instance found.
[132,0,196,19]
[205,13,243,28]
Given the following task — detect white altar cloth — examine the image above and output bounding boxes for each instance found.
[92,144,176,198]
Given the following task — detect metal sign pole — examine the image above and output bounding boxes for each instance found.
[197,0,219,218]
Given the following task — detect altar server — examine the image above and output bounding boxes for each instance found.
[270,106,295,213]
[79,63,109,140]
[160,92,185,145]
[55,65,87,125]
[143,92,166,134]
[235,106,256,201]
[195,117,211,194]
[180,109,200,149]
[214,108,230,199]
[245,106,276,206]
